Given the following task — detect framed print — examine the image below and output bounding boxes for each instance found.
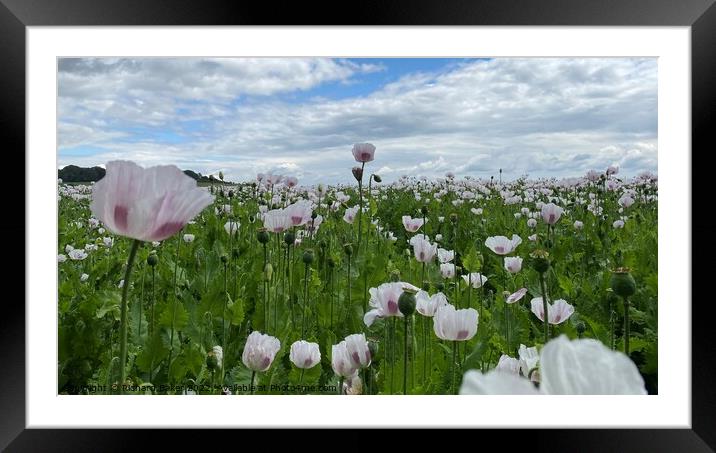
[4,0,713,449]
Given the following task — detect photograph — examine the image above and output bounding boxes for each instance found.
[56,56,658,396]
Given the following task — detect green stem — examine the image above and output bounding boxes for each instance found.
[451,340,457,395]
[118,239,141,395]
[539,271,550,343]
[250,371,256,395]
[623,296,630,356]
[403,316,409,395]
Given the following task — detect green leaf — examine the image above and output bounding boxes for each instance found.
[159,300,189,331]
[95,291,121,320]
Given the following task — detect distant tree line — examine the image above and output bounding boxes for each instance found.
[59,165,220,183]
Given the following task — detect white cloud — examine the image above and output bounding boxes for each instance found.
[58,58,657,184]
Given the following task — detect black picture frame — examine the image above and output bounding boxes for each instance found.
[4,0,712,449]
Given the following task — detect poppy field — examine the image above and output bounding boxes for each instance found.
[57,145,658,395]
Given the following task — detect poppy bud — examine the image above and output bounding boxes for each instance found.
[248,215,256,224]
[373,174,382,183]
[220,254,228,264]
[450,213,458,224]
[390,269,401,282]
[206,352,219,371]
[257,229,269,244]
[421,206,429,216]
[147,253,158,267]
[232,247,240,259]
[344,243,353,256]
[576,321,586,337]
[284,231,295,245]
[327,256,336,268]
[435,282,445,292]
[530,249,550,273]
[263,263,273,281]
[303,249,314,265]
[422,281,431,291]
[352,166,364,181]
[398,288,417,316]
[610,268,636,298]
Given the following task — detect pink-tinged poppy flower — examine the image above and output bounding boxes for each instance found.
[90,160,213,242]
[613,219,625,229]
[352,143,376,163]
[606,165,619,175]
[527,218,537,228]
[440,263,456,279]
[343,205,359,224]
[485,234,522,255]
[433,304,478,341]
[415,291,448,317]
[461,335,646,395]
[528,234,537,242]
[495,354,520,374]
[506,288,528,304]
[504,256,523,274]
[263,208,292,233]
[437,248,454,263]
[285,176,299,188]
[462,272,487,289]
[411,235,437,263]
[530,298,575,324]
[364,281,419,326]
[332,341,359,379]
[224,220,239,235]
[541,203,564,225]
[284,199,313,227]
[618,195,635,208]
[344,333,372,369]
[343,374,363,395]
[242,331,281,372]
[402,215,425,233]
[574,220,584,230]
[289,340,321,369]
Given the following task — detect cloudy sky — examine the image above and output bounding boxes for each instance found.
[58,57,657,185]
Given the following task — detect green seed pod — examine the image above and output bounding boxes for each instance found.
[530,249,550,274]
[421,206,429,216]
[398,288,417,316]
[284,231,295,246]
[576,321,586,336]
[303,249,314,265]
[263,263,273,281]
[220,254,228,264]
[610,268,636,298]
[390,269,401,282]
[206,352,219,371]
[343,243,353,256]
[257,229,270,244]
[147,253,158,267]
[368,340,379,360]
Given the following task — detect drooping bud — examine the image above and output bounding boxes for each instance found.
[373,174,382,183]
